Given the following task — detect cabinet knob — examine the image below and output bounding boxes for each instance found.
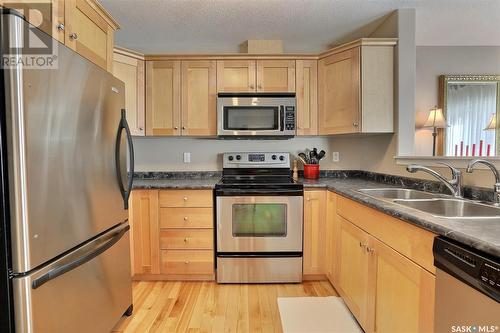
[183,216,188,221]
[184,260,190,264]
[69,32,78,40]
[183,197,188,201]
[56,23,65,31]
[359,242,367,249]
[139,127,144,131]
[353,122,359,127]
[306,197,310,201]
[366,247,375,254]
[182,126,186,130]
[249,84,255,89]
[257,84,262,90]
[184,238,189,243]
[174,126,178,130]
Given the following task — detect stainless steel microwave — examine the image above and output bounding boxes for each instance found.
[217,93,296,138]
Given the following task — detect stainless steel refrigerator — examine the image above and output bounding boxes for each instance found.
[0,9,134,332]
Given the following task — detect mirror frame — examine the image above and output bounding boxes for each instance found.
[437,74,500,156]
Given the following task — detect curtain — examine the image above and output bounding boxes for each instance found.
[445,82,497,156]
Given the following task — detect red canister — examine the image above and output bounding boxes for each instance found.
[303,164,320,179]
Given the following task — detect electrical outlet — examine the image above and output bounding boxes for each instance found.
[332,152,340,162]
[183,152,191,163]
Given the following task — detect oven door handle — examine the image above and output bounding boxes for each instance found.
[216,188,303,196]
[280,105,284,131]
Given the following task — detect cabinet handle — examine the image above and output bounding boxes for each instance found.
[56,23,65,31]
[69,32,78,40]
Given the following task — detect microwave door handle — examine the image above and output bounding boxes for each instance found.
[280,106,284,131]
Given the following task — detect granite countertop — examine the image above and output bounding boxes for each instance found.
[131,173,499,258]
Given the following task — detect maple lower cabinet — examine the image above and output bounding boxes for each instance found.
[295,59,318,135]
[330,194,436,333]
[130,189,215,280]
[303,190,326,276]
[113,49,145,136]
[371,237,435,333]
[181,60,217,136]
[337,217,373,332]
[216,60,256,92]
[256,60,295,92]
[325,191,338,284]
[145,60,181,136]
[318,41,395,135]
[129,190,160,276]
[64,0,118,71]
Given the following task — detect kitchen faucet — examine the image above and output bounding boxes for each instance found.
[406,163,463,197]
[466,159,500,206]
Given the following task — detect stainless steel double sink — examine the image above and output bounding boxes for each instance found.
[357,188,500,219]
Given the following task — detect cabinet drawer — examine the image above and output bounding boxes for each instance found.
[160,207,213,228]
[161,250,214,275]
[159,190,213,207]
[160,229,213,250]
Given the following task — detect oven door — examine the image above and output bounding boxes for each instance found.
[216,195,303,253]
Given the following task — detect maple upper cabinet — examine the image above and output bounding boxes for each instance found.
[145,60,181,136]
[216,60,256,92]
[181,60,217,136]
[256,60,295,92]
[303,190,326,276]
[296,59,318,135]
[318,40,395,135]
[113,49,145,136]
[64,0,119,71]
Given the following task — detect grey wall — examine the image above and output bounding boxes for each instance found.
[415,46,500,155]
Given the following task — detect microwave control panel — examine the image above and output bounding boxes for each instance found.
[284,106,295,131]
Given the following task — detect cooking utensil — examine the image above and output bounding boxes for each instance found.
[317,150,326,161]
[297,155,308,165]
[298,153,309,164]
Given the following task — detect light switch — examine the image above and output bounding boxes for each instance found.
[183,152,191,163]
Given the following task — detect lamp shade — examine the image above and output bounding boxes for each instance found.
[484,113,496,131]
[423,107,447,128]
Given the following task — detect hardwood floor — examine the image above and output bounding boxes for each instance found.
[112,280,338,333]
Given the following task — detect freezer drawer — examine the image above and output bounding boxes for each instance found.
[12,223,132,333]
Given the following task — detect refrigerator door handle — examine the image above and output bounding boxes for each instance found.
[31,224,130,289]
[115,109,135,209]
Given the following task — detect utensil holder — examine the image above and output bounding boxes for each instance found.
[303,164,320,179]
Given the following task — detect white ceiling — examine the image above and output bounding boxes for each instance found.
[100,0,500,54]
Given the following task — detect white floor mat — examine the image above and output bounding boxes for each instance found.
[277,296,363,333]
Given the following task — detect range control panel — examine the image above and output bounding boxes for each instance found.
[223,152,290,168]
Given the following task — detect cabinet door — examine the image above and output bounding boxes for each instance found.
[371,237,435,333]
[325,191,338,285]
[303,190,326,276]
[337,217,372,332]
[145,60,181,136]
[318,47,360,134]
[113,52,145,136]
[64,0,115,71]
[181,60,217,136]
[129,190,160,276]
[1,0,65,42]
[216,60,256,92]
[256,60,295,92]
[296,60,318,135]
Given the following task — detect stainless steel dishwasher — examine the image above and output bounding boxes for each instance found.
[433,237,499,333]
